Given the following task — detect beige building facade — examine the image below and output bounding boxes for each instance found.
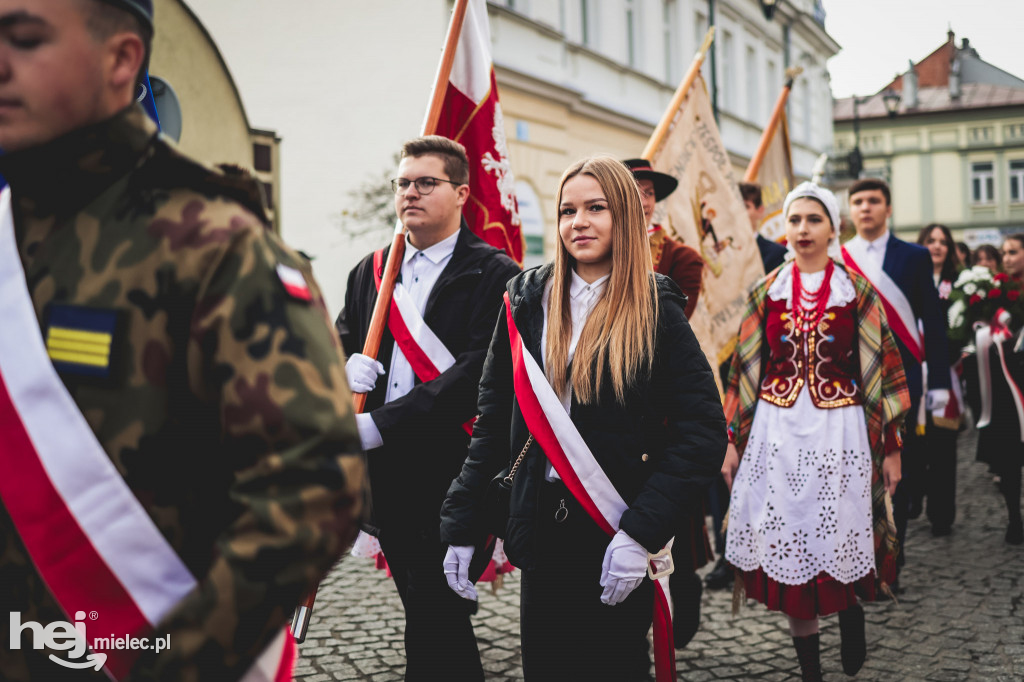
[486,0,839,265]
[149,0,282,231]
[833,32,1024,246]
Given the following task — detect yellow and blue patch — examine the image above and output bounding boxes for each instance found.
[45,305,118,378]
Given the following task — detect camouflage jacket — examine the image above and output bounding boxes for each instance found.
[0,105,365,681]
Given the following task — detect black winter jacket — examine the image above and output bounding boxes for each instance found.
[336,227,520,533]
[440,265,726,568]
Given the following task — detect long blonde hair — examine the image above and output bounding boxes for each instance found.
[546,156,658,405]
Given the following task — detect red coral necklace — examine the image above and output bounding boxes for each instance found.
[792,260,835,333]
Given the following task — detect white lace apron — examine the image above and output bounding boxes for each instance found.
[725,265,876,586]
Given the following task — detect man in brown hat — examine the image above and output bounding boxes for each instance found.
[623,159,704,317]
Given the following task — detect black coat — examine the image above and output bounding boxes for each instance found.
[440,265,726,568]
[336,227,520,533]
[756,233,787,273]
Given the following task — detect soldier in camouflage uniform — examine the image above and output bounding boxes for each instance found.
[0,0,365,680]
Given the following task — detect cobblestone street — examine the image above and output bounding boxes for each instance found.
[296,427,1024,681]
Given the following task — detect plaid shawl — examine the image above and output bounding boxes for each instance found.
[724,261,911,567]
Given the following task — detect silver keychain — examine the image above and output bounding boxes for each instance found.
[555,498,569,523]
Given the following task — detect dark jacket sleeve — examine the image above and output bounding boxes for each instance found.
[912,246,952,389]
[369,257,521,445]
[440,304,516,546]
[619,290,728,553]
[335,257,370,359]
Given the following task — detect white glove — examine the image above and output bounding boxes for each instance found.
[599,530,649,605]
[346,353,385,394]
[926,388,950,413]
[443,545,478,601]
[355,413,383,451]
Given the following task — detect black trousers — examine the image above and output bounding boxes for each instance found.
[377,528,483,682]
[520,482,654,682]
[898,418,958,537]
[893,426,920,571]
[924,424,958,529]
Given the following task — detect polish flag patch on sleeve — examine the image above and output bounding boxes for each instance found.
[276,263,312,302]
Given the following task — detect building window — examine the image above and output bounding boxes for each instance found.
[745,45,759,123]
[261,182,275,210]
[581,0,594,47]
[720,30,734,111]
[694,11,709,82]
[766,59,777,121]
[971,162,995,204]
[801,77,812,145]
[1007,124,1024,141]
[625,0,637,68]
[253,143,272,172]
[663,0,680,84]
[1010,160,1024,203]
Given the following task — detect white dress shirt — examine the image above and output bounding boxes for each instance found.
[539,269,610,481]
[846,228,890,272]
[358,229,459,450]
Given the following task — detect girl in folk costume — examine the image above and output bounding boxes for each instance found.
[440,156,725,681]
[721,183,911,682]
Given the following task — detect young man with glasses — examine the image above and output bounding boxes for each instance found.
[336,135,519,680]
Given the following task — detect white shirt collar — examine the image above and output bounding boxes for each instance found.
[863,229,890,251]
[569,269,610,301]
[403,228,460,266]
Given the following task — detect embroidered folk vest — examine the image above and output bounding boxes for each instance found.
[759,297,862,409]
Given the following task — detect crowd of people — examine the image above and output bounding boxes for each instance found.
[2,1,1021,681]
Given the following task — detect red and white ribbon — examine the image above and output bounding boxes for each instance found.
[974,309,1024,441]
[842,243,925,363]
[373,249,473,435]
[503,293,676,682]
[0,189,293,681]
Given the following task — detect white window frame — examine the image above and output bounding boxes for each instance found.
[971,161,996,205]
[1010,160,1024,204]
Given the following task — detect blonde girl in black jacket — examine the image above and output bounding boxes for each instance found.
[440,156,725,681]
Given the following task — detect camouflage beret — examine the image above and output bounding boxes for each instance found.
[95,0,153,28]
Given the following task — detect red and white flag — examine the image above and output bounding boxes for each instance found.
[432,0,524,263]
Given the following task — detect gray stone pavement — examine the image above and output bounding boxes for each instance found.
[295,427,1024,680]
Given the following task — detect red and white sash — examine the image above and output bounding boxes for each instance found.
[503,293,676,682]
[372,249,473,435]
[0,189,294,681]
[842,242,925,363]
[974,310,1024,440]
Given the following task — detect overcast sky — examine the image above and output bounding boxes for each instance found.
[825,1,1024,98]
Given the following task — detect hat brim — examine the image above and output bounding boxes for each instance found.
[630,169,678,202]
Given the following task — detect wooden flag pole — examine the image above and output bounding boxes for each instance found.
[292,0,471,643]
[354,0,470,416]
[641,27,715,161]
[743,66,802,182]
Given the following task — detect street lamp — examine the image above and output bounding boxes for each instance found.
[848,95,870,179]
[759,0,780,21]
[882,89,902,117]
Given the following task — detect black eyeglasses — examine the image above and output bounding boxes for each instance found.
[390,176,463,195]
